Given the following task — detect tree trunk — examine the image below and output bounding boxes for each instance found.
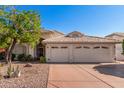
[6,38,17,64]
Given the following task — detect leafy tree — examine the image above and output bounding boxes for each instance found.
[0,6,41,64]
[122,39,124,55]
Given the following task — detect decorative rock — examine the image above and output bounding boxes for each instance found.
[24,63,32,67]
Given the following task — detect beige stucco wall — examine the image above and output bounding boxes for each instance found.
[13,44,35,57]
[106,35,124,61]
[45,43,115,63]
[27,45,35,57]
[116,44,124,61]
[13,44,27,55]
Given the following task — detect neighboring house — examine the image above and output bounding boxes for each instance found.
[0,48,5,53]
[106,32,124,61]
[43,31,118,63]
[12,29,64,59]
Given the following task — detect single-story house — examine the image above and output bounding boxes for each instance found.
[106,32,124,61]
[12,30,120,63]
[43,31,118,63]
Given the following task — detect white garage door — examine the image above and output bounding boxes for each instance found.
[51,46,69,62]
[73,45,112,62]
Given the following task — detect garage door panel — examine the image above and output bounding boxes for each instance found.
[51,48,69,62]
[73,46,112,62]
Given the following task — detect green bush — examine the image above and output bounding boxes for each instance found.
[17,54,26,61]
[0,52,5,60]
[12,54,16,61]
[17,54,33,61]
[40,56,46,63]
[26,55,33,61]
[122,39,124,55]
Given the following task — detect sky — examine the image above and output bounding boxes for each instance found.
[17,5,124,37]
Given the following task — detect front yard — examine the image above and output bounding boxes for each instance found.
[1,61,124,88]
[0,62,49,88]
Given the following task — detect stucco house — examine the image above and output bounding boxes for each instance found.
[12,30,119,63]
[106,32,124,61]
[43,31,118,63]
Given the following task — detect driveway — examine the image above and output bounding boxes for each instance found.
[47,62,124,88]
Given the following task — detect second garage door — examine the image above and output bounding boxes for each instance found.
[73,45,112,62]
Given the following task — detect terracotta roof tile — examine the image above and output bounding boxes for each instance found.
[40,29,64,39]
[43,35,119,44]
[106,32,124,37]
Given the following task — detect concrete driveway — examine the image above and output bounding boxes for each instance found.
[47,62,124,88]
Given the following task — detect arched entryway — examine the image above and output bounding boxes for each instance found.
[36,39,45,59]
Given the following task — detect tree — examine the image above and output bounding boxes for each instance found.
[122,39,124,55]
[0,6,41,64]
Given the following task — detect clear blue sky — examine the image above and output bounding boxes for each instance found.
[17,5,124,37]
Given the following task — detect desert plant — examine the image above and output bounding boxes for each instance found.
[7,64,14,78]
[13,65,21,77]
[7,64,21,78]
[40,56,46,63]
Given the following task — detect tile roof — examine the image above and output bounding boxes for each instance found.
[106,32,124,37]
[0,48,5,53]
[43,31,119,44]
[40,29,64,39]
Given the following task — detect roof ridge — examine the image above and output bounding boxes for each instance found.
[53,30,64,35]
[106,32,124,37]
[86,35,116,40]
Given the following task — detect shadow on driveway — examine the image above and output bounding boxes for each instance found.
[94,64,124,78]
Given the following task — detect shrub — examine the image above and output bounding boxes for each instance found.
[25,55,33,61]
[17,54,26,61]
[40,56,46,63]
[122,39,124,55]
[17,54,33,61]
[12,54,16,61]
[0,52,5,60]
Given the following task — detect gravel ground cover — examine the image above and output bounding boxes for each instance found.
[0,62,49,88]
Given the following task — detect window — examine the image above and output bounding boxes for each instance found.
[94,46,100,49]
[101,46,109,49]
[51,46,58,48]
[83,46,90,49]
[75,46,82,49]
[61,46,68,48]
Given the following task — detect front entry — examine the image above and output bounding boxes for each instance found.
[36,43,45,59]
